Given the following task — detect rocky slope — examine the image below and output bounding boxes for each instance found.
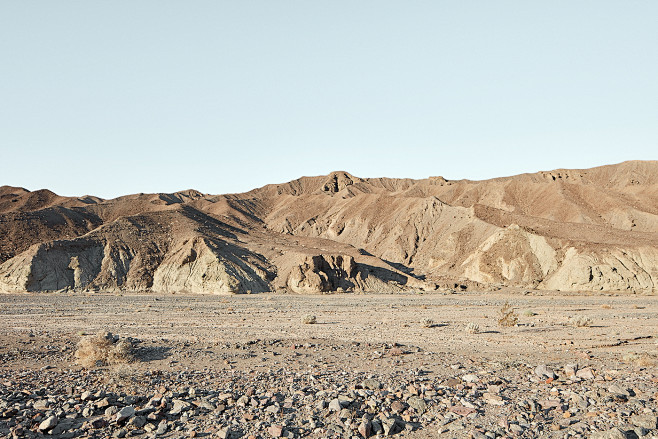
[1,161,658,293]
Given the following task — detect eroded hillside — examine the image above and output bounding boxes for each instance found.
[2,161,658,293]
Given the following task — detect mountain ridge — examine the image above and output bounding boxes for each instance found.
[2,160,657,294]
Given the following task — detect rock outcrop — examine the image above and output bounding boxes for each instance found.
[152,238,273,294]
[285,254,408,294]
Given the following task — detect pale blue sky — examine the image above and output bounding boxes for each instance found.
[1,1,656,198]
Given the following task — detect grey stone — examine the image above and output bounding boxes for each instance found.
[462,374,479,383]
[268,424,284,437]
[328,398,342,412]
[193,399,215,411]
[155,421,168,436]
[576,367,595,380]
[129,415,146,428]
[363,379,381,390]
[39,416,58,432]
[630,414,658,429]
[115,406,135,423]
[509,424,524,434]
[634,426,650,437]
[590,427,628,439]
[170,399,191,415]
[371,419,383,435]
[564,364,578,376]
[33,399,49,410]
[407,396,427,414]
[265,404,280,414]
[382,417,403,436]
[534,364,557,379]
[608,385,630,397]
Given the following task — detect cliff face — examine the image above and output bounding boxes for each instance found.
[2,161,658,294]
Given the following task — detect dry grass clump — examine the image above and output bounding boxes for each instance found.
[623,352,655,367]
[497,302,518,327]
[422,318,435,328]
[572,316,593,327]
[75,331,134,368]
[302,314,317,324]
[466,322,480,334]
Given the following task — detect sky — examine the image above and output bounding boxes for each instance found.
[1,1,656,198]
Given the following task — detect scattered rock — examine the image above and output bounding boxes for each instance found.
[630,414,658,429]
[535,364,557,379]
[170,399,192,415]
[38,416,58,432]
[407,396,427,414]
[115,406,135,423]
[268,424,284,437]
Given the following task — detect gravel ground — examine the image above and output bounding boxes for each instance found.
[0,291,657,438]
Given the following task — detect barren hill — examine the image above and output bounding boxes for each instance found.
[2,161,658,294]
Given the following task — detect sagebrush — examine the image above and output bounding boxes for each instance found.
[75,331,134,368]
[572,316,593,327]
[498,302,518,327]
[466,322,480,334]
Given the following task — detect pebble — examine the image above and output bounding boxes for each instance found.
[534,364,557,379]
[38,415,58,432]
[116,406,135,423]
[0,340,656,439]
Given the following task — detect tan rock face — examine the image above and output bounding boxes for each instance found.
[285,254,375,294]
[1,161,658,293]
[152,238,272,294]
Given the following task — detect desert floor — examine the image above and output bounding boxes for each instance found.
[1,291,657,438]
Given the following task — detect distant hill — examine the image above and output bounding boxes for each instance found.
[2,160,658,294]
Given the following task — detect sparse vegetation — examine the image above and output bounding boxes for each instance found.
[623,352,655,367]
[466,322,480,334]
[497,302,518,327]
[523,310,537,317]
[74,331,134,368]
[422,318,434,328]
[572,316,593,327]
[302,314,317,324]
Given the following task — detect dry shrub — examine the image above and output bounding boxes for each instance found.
[75,331,134,368]
[389,347,404,356]
[601,304,612,309]
[466,322,480,334]
[497,302,518,327]
[302,314,317,324]
[572,316,593,327]
[623,352,655,367]
[422,318,434,328]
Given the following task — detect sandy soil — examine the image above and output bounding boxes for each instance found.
[1,291,657,439]
[1,291,656,373]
